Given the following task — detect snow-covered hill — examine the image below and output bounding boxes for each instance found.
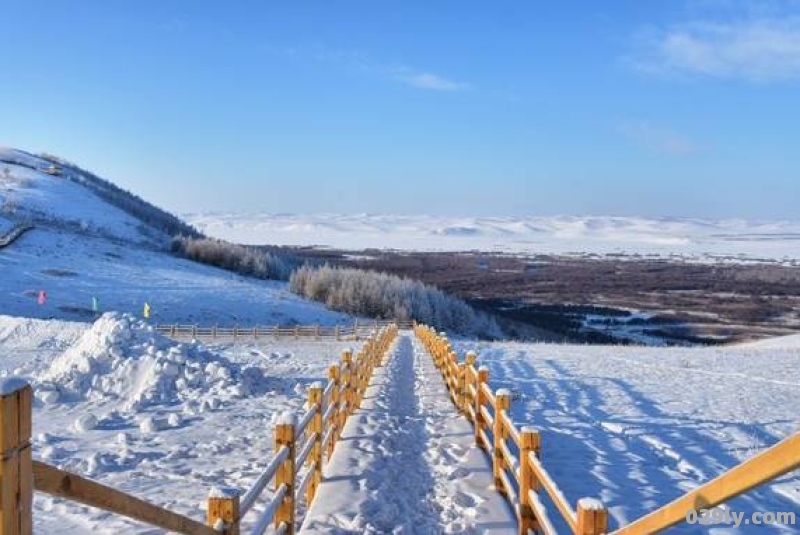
[187,212,800,263]
[0,148,349,325]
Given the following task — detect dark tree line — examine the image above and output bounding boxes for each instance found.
[172,236,299,281]
[39,153,201,239]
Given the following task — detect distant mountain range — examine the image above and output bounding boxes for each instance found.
[185,212,800,263]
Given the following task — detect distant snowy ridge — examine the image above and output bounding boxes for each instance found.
[186,212,800,262]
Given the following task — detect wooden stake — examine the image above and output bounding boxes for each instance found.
[327,365,340,455]
[577,499,608,535]
[519,427,541,535]
[275,417,296,534]
[206,489,240,535]
[494,390,511,493]
[307,384,323,504]
[0,379,33,535]
[475,367,489,450]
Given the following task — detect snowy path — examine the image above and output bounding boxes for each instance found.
[301,333,515,534]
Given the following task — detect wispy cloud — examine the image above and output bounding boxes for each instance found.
[619,121,702,156]
[631,17,800,83]
[266,43,470,92]
[392,71,469,91]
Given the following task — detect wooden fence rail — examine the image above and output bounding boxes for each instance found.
[0,326,399,535]
[415,324,800,535]
[156,319,415,342]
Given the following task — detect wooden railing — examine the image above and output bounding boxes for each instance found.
[0,224,33,249]
[415,324,800,535]
[156,319,415,342]
[0,326,398,535]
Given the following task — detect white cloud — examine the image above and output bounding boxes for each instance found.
[266,43,469,92]
[394,71,469,91]
[634,17,800,83]
[619,121,701,156]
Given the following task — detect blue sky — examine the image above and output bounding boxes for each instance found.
[2,1,799,218]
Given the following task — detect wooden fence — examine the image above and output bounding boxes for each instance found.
[156,319,415,342]
[0,325,399,535]
[415,324,800,535]
[0,224,33,250]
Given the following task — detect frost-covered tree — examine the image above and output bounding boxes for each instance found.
[171,236,299,281]
[290,265,501,337]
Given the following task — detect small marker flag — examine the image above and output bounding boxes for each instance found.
[37,291,47,305]
[143,301,151,319]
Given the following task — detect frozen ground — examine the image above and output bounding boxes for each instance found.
[454,337,800,534]
[0,313,361,533]
[302,334,515,534]
[186,212,800,264]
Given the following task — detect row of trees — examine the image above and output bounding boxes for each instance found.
[172,236,298,281]
[290,264,500,337]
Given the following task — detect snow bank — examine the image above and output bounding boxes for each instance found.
[35,313,264,412]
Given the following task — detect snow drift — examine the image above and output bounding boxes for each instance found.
[35,313,266,412]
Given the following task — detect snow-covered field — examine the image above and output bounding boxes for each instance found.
[0,313,361,533]
[186,212,800,264]
[6,312,797,534]
[454,337,800,533]
[0,226,351,325]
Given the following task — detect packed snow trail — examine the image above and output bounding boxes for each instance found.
[301,333,515,534]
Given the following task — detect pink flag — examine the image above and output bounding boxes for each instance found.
[38,291,47,305]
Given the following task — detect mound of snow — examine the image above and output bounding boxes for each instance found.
[35,313,265,412]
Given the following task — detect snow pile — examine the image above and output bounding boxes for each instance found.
[35,313,264,412]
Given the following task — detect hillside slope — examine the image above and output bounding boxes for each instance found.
[0,148,349,325]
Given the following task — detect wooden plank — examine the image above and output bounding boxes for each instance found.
[527,452,578,532]
[32,461,216,535]
[613,431,800,534]
[0,382,32,535]
[502,412,521,448]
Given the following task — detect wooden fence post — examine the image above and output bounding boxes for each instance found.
[463,352,477,418]
[213,325,217,340]
[0,378,33,535]
[206,487,240,535]
[294,326,299,340]
[307,383,324,504]
[335,325,340,341]
[577,499,608,535]
[519,427,541,535]
[327,364,341,453]
[341,350,353,420]
[475,366,489,450]
[275,413,296,534]
[494,389,511,494]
